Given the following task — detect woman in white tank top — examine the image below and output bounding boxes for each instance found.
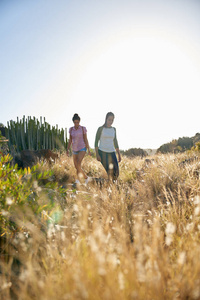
[95,112,121,181]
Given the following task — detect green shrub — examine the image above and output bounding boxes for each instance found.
[0,154,63,237]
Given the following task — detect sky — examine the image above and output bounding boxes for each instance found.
[0,0,200,150]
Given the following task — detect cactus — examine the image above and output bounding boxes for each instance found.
[5,116,67,153]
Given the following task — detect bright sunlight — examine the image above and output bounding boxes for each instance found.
[66,31,200,149]
[74,33,199,106]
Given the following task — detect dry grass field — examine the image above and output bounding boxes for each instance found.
[1,151,200,299]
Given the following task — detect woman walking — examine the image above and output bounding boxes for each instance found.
[95,112,121,181]
[67,113,91,184]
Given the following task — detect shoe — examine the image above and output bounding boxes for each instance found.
[75,179,80,184]
[85,177,91,185]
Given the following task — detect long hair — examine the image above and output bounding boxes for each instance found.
[72,113,80,122]
[103,112,115,127]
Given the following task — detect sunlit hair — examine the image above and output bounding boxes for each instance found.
[72,113,80,122]
[103,112,115,127]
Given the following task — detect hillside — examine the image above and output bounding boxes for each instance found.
[1,150,200,299]
[157,132,200,154]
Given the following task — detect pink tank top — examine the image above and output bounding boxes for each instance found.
[69,126,87,151]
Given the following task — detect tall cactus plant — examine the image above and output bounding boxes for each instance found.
[5,116,67,153]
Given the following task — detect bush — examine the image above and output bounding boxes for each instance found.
[0,154,63,237]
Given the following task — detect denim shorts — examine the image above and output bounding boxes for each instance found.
[73,147,87,155]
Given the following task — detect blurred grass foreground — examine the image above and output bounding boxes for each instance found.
[1,150,200,300]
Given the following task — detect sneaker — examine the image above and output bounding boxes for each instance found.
[74,179,80,184]
[85,177,91,185]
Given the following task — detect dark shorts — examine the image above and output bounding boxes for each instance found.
[98,149,119,180]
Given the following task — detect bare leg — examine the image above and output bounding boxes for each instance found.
[73,151,87,182]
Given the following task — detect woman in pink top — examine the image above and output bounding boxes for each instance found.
[67,114,91,184]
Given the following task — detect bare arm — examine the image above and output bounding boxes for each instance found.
[95,127,102,161]
[116,148,121,162]
[95,147,101,161]
[83,133,91,155]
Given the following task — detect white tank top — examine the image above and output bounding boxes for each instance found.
[99,127,115,153]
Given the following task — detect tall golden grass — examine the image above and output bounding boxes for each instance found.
[1,151,200,299]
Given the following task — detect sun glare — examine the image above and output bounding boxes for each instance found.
[64,31,200,149]
[72,33,199,110]
[59,23,200,150]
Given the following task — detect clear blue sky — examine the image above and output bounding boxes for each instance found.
[1,0,200,150]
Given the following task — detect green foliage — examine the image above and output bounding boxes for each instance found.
[157,133,200,154]
[157,136,194,154]
[0,154,62,237]
[120,148,148,157]
[177,136,193,150]
[193,133,200,145]
[191,141,200,152]
[0,133,9,156]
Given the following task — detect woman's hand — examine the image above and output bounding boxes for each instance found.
[88,149,91,156]
[95,147,101,162]
[97,154,101,162]
[116,150,121,162]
